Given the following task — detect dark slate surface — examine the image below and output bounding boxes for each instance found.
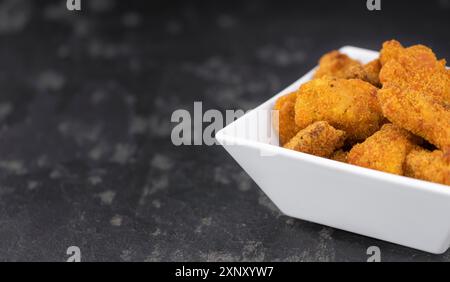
[0,0,449,261]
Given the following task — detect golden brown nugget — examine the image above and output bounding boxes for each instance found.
[295,77,384,142]
[347,124,419,175]
[378,87,450,154]
[313,51,366,80]
[382,44,450,103]
[330,149,348,163]
[283,121,346,158]
[363,59,382,87]
[273,92,300,145]
[379,42,450,153]
[379,39,404,66]
[405,149,450,186]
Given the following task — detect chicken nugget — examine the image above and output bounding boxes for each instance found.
[295,77,384,142]
[392,45,450,103]
[313,51,366,80]
[273,92,300,145]
[378,41,450,153]
[283,121,346,158]
[405,148,450,186]
[378,87,450,155]
[363,59,382,87]
[347,124,420,175]
[381,43,450,103]
[379,39,404,66]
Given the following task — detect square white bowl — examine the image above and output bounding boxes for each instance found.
[216,46,450,254]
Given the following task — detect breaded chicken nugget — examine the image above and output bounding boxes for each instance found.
[381,43,450,103]
[330,149,348,163]
[387,45,450,102]
[378,87,450,154]
[379,40,404,66]
[313,51,366,80]
[295,77,384,142]
[273,92,300,145]
[284,121,346,158]
[378,42,450,153]
[363,59,382,87]
[347,124,420,175]
[405,148,450,186]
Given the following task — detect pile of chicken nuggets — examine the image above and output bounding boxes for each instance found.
[273,40,450,186]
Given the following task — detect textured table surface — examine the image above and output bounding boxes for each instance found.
[0,0,449,261]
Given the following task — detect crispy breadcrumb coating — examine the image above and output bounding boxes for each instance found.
[347,124,420,175]
[273,92,300,145]
[295,77,384,142]
[405,148,450,186]
[313,51,367,80]
[379,39,404,66]
[283,121,346,158]
[363,59,382,87]
[378,41,450,154]
[380,44,450,103]
[378,86,450,155]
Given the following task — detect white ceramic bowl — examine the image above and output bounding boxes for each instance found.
[216,46,450,254]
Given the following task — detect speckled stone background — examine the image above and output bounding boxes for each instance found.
[0,0,449,262]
